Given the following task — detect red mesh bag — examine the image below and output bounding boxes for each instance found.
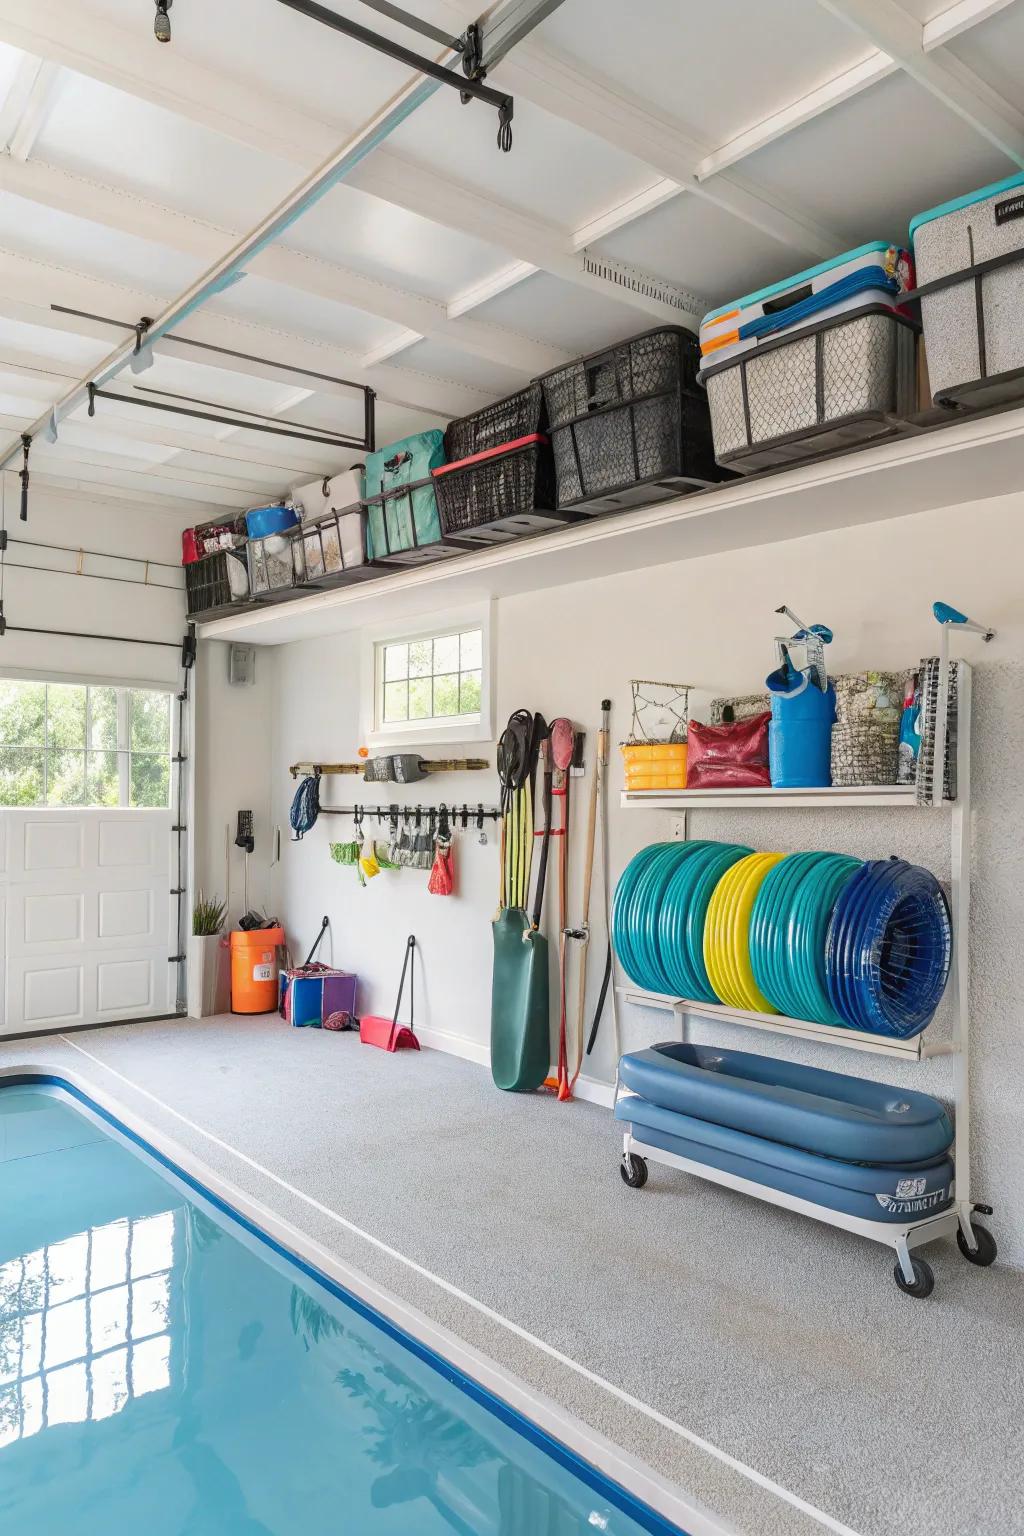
[686,711,771,788]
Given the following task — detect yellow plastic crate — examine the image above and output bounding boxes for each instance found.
[621,742,687,790]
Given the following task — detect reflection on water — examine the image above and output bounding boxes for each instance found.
[0,1090,672,1536]
[0,1212,175,1446]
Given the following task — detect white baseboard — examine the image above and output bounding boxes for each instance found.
[571,1074,616,1108]
[418,1025,615,1108]
[416,1025,491,1068]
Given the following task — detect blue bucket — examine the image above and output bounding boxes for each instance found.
[770,683,836,788]
[246,503,297,540]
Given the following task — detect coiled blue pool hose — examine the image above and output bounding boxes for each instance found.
[749,851,861,1025]
[824,859,952,1038]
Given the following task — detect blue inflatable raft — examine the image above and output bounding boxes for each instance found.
[616,1042,954,1224]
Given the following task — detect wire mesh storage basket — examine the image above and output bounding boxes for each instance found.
[364,476,461,569]
[433,436,557,536]
[701,309,919,473]
[247,526,306,597]
[538,326,719,513]
[185,548,250,618]
[830,671,903,786]
[300,503,373,586]
[444,384,546,461]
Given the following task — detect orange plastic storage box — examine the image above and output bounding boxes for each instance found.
[621,742,687,791]
[230,926,285,1014]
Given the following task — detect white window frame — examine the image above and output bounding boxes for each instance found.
[0,676,175,811]
[361,602,495,749]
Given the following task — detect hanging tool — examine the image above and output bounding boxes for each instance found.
[235,810,254,916]
[567,700,615,1077]
[547,718,578,1101]
[490,713,551,1094]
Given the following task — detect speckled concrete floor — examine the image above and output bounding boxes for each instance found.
[3,1016,1022,1536]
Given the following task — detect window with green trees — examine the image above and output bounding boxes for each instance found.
[0,681,172,809]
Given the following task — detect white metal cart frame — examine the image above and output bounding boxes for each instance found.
[615,636,996,1295]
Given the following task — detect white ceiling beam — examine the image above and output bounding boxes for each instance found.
[696,54,899,181]
[440,180,682,328]
[0,0,692,328]
[488,40,845,258]
[923,0,1017,49]
[6,58,62,160]
[0,247,487,420]
[816,0,1024,164]
[0,52,53,152]
[570,179,682,250]
[447,262,539,320]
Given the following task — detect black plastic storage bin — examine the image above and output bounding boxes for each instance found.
[185,548,250,620]
[444,384,546,461]
[433,435,567,542]
[537,327,719,513]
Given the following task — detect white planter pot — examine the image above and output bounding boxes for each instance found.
[187,933,230,1019]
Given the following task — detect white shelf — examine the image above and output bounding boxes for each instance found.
[196,403,1024,646]
[621,784,924,810]
[616,987,954,1061]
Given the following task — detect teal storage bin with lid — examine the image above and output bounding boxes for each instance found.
[364,430,445,559]
[769,683,836,788]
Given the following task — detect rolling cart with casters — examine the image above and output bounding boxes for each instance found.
[613,605,998,1298]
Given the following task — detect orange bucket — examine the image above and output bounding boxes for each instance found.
[230,927,285,1014]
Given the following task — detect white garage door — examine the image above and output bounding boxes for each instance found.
[0,677,179,1037]
[0,810,174,1035]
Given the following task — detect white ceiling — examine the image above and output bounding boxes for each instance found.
[0,0,1022,519]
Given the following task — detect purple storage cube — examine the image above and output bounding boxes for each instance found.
[321,973,357,1022]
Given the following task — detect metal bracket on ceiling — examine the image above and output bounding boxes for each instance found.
[274,0,515,150]
[18,434,30,523]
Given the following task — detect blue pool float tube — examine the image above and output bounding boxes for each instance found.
[618,1042,953,1164]
[616,1094,954,1224]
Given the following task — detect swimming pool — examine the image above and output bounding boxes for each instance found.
[0,1078,691,1536]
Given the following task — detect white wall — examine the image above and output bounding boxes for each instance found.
[219,491,1024,1263]
[193,640,278,926]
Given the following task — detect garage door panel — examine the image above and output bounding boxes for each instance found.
[22,818,86,874]
[96,954,160,1016]
[98,888,154,941]
[1,809,173,1035]
[97,818,162,870]
[19,961,85,1027]
[23,891,85,946]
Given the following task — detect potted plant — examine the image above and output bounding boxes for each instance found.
[188,893,229,1019]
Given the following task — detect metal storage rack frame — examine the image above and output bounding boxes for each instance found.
[616,650,990,1291]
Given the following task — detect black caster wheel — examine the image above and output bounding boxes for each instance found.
[620,1154,648,1189]
[957,1220,997,1267]
[893,1255,934,1298]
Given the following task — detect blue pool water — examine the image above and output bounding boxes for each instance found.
[0,1081,685,1536]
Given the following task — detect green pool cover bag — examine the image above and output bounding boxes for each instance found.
[365,429,445,558]
[490,909,550,1093]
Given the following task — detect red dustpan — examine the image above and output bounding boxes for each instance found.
[359,934,420,1053]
